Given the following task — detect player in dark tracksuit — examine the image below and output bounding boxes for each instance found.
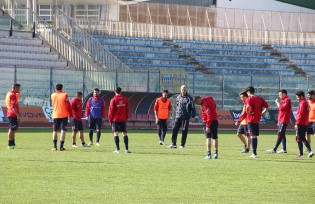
[169,85,196,149]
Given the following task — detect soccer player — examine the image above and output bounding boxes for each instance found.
[245,86,269,158]
[306,90,315,145]
[295,91,314,158]
[193,95,219,159]
[108,87,130,153]
[6,84,21,149]
[70,92,89,147]
[154,90,172,145]
[267,89,292,154]
[85,88,106,146]
[234,91,250,153]
[169,85,196,149]
[51,84,72,151]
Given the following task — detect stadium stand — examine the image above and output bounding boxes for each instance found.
[0,35,75,69]
[173,39,296,75]
[92,35,194,72]
[91,34,297,76]
[272,44,315,76]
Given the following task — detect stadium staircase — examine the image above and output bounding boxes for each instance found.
[0,9,116,106]
[0,8,24,31]
[162,39,207,73]
[271,44,315,77]
[0,5,120,100]
[0,35,75,69]
[262,44,307,77]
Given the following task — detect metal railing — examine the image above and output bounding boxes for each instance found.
[54,8,131,73]
[76,19,315,46]
[0,0,119,89]
[1,66,314,110]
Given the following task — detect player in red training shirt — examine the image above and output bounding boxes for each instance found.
[108,87,130,153]
[266,89,292,154]
[245,86,269,159]
[5,84,21,149]
[70,92,89,148]
[295,91,314,158]
[193,95,219,159]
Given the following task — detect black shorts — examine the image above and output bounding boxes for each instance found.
[237,124,248,135]
[247,122,259,136]
[203,120,218,139]
[53,117,68,131]
[72,119,83,131]
[8,117,18,131]
[112,122,127,133]
[307,122,315,134]
[89,118,102,130]
[296,125,307,142]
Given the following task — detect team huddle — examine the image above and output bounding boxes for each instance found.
[50,84,130,153]
[4,83,315,159]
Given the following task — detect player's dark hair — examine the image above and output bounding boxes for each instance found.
[193,96,202,103]
[296,90,305,98]
[115,87,122,94]
[94,88,100,92]
[13,84,21,88]
[77,92,83,96]
[308,90,315,96]
[56,84,63,91]
[239,91,248,97]
[163,89,169,93]
[279,89,287,95]
[245,86,255,94]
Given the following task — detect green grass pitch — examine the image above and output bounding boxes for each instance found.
[0,128,314,203]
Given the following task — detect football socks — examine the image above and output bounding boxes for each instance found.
[123,136,129,150]
[114,136,120,151]
[96,131,101,143]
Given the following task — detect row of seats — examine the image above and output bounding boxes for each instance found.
[0,35,75,69]
[273,44,315,75]
[93,34,294,76]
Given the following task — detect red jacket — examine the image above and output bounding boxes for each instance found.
[278,96,292,124]
[246,95,269,123]
[296,98,310,126]
[201,96,218,128]
[71,97,82,121]
[108,94,129,122]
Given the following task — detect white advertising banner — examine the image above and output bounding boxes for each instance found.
[42,106,53,122]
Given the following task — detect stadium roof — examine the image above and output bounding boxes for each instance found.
[276,0,315,10]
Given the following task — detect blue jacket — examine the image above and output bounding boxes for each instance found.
[175,93,196,119]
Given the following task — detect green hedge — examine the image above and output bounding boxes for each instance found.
[276,0,315,10]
